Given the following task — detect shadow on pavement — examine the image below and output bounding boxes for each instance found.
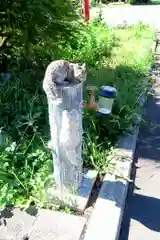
[0,206,38,227]
[0,207,14,227]
[119,186,160,240]
[137,92,160,162]
[131,193,160,232]
[119,90,160,239]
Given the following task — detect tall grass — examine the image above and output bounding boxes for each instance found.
[82,23,155,170]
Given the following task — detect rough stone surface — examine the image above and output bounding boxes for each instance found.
[29,209,86,240]
[0,207,37,240]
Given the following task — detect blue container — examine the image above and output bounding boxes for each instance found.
[97,86,117,115]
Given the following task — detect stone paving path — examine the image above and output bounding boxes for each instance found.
[119,34,160,239]
[0,207,86,240]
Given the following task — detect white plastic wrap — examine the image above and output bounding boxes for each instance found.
[48,83,83,192]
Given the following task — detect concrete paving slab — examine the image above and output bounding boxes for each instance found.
[29,209,86,240]
[0,207,36,240]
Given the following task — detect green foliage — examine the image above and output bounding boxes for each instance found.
[32,21,115,68]
[82,23,155,170]
[0,21,155,208]
[127,0,150,4]
[0,139,53,208]
[0,0,77,71]
[91,0,101,6]
[59,22,115,67]
[0,73,54,207]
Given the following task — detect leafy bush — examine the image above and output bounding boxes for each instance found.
[0,0,77,71]
[30,21,115,68]
[0,141,52,207]
[59,22,115,67]
[0,72,53,207]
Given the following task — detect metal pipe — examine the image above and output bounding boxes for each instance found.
[84,0,90,22]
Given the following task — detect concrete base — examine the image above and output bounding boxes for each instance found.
[47,170,97,213]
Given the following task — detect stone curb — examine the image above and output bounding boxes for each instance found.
[83,120,140,240]
[83,41,156,240]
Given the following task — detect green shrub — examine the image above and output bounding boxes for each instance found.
[33,21,115,68]
[62,23,115,66]
[0,0,78,71]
